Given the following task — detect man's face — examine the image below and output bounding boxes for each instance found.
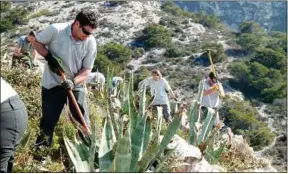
[27,35,35,43]
[208,77,217,86]
[74,21,96,41]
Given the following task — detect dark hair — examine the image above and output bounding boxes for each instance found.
[29,31,36,37]
[209,71,216,80]
[75,10,98,29]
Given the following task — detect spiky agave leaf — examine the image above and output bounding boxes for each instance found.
[63,136,90,172]
[89,117,98,172]
[98,114,116,172]
[196,79,204,103]
[142,116,152,154]
[188,101,199,145]
[114,126,132,172]
[197,108,216,144]
[138,110,182,172]
[130,114,147,172]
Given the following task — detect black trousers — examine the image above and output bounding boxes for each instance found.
[35,86,90,147]
[0,95,28,173]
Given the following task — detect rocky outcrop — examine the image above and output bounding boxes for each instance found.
[176,1,287,32]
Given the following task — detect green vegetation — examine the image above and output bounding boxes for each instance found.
[229,21,287,103]
[164,45,188,58]
[137,24,172,49]
[94,42,132,75]
[62,71,184,172]
[0,1,11,12]
[238,21,263,34]
[221,97,275,151]
[0,5,29,33]
[161,2,223,29]
[200,43,227,63]
[29,9,55,18]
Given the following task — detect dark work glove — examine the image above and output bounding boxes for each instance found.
[62,79,75,90]
[23,52,30,57]
[44,52,64,76]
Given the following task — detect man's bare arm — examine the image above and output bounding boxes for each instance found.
[168,89,176,99]
[13,45,22,56]
[74,68,92,85]
[30,38,49,57]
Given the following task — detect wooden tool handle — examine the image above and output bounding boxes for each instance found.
[59,70,91,135]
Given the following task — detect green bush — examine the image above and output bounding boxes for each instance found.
[93,42,131,74]
[139,24,172,49]
[164,46,186,58]
[29,9,54,18]
[0,7,29,33]
[0,1,11,12]
[221,98,275,151]
[200,43,227,63]
[93,54,121,75]
[252,48,286,71]
[228,61,286,103]
[236,33,263,53]
[196,12,222,29]
[238,21,263,34]
[132,48,145,59]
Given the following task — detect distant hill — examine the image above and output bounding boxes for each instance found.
[174,1,287,32]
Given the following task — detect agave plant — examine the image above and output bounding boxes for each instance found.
[63,71,184,172]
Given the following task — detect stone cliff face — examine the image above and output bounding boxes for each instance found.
[175,1,287,32]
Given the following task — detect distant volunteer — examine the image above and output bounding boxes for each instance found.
[12,31,38,68]
[0,77,28,172]
[87,72,105,91]
[111,76,123,96]
[200,71,225,125]
[138,70,177,123]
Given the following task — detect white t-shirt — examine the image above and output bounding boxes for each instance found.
[140,77,172,105]
[36,23,97,89]
[87,72,105,85]
[1,77,18,103]
[201,79,222,108]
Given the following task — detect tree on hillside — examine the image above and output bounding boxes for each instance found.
[138,24,172,49]
[236,33,263,53]
[94,42,131,74]
[252,48,286,70]
[238,21,263,34]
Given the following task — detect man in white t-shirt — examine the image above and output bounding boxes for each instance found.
[139,70,177,123]
[200,72,225,125]
[87,72,105,91]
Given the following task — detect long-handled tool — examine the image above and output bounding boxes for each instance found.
[207,50,225,98]
[58,70,92,135]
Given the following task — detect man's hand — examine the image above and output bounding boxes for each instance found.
[23,52,30,57]
[211,83,219,92]
[44,52,64,76]
[62,79,75,90]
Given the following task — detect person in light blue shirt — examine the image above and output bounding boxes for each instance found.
[12,31,38,68]
[30,10,98,148]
